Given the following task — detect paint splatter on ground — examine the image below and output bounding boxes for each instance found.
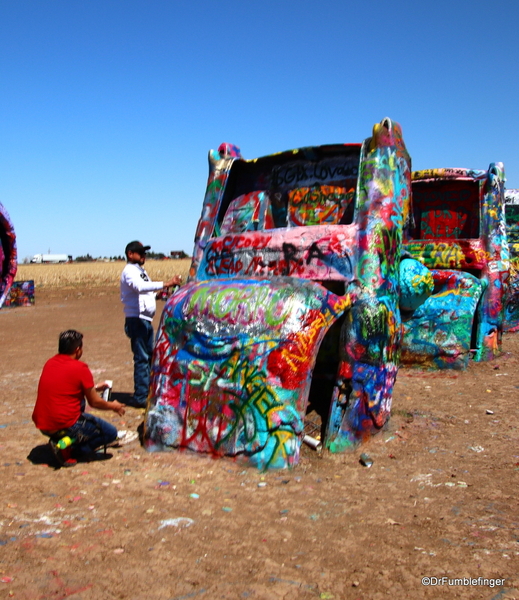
[0,286,517,599]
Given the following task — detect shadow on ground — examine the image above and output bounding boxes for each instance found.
[27,444,113,469]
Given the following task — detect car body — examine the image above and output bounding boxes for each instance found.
[144,118,413,468]
[0,202,17,308]
[503,188,519,330]
[401,164,509,369]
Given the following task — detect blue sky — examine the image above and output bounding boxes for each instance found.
[2,0,519,261]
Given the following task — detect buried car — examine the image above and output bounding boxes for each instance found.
[144,118,415,468]
[0,202,17,308]
[401,164,510,369]
[503,188,519,331]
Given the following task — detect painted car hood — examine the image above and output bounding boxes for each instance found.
[145,277,351,469]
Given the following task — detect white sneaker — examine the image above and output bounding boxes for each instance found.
[108,430,139,447]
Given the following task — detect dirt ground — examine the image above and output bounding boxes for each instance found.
[0,285,518,600]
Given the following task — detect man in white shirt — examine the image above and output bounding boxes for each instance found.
[120,241,181,408]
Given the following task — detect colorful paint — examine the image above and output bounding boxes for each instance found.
[2,280,34,308]
[146,279,350,469]
[504,189,519,330]
[402,164,509,368]
[145,118,413,467]
[399,258,434,312]
[0,202,17,308]
[400,270,484,368]
[504,189,519,255]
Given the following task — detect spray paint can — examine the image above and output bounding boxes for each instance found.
[303,434,322,451]
[57,436,75,450]
[101,380,113,402]
[359,453,373,467]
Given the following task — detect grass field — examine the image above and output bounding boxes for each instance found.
[15,259,192,288]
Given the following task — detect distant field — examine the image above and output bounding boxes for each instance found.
[15,259,192,289]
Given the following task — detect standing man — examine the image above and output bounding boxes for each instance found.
[120,241,181,408]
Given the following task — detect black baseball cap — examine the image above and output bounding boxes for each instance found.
[125,241,151,256]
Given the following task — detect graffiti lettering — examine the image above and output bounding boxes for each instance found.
[209,234,271,254]
[306,242,326,265]
[272,157,358,190]
[282,243,298,276]
[179,351,301,469]
[203,238,354,280]
[186,285,292,328]
[406,242,469,268]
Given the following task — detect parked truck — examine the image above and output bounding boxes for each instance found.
[31,254,71,264]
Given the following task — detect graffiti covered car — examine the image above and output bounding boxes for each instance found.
[0,202,17,308]
[503,188,519,330]
[144,118,413,468]
[401,164,509,369]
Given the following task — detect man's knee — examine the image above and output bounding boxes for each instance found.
[104,424,118,444]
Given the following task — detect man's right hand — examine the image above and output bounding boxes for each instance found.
[111,401,126,416]
[164,275,182,288]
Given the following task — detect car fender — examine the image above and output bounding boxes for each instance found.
[145,277,351,469]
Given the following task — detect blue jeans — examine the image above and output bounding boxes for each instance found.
[124,317,154,406]
[68,413,118,456]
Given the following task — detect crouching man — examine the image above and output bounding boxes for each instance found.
[32,329,132,467]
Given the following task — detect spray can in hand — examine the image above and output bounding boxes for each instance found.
[101,380,113,401]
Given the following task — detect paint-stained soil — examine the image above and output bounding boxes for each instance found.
[0,286,518,600]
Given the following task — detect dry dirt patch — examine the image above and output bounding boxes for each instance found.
[0,284,517,599]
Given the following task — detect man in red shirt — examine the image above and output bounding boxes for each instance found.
[33,330,128,466]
